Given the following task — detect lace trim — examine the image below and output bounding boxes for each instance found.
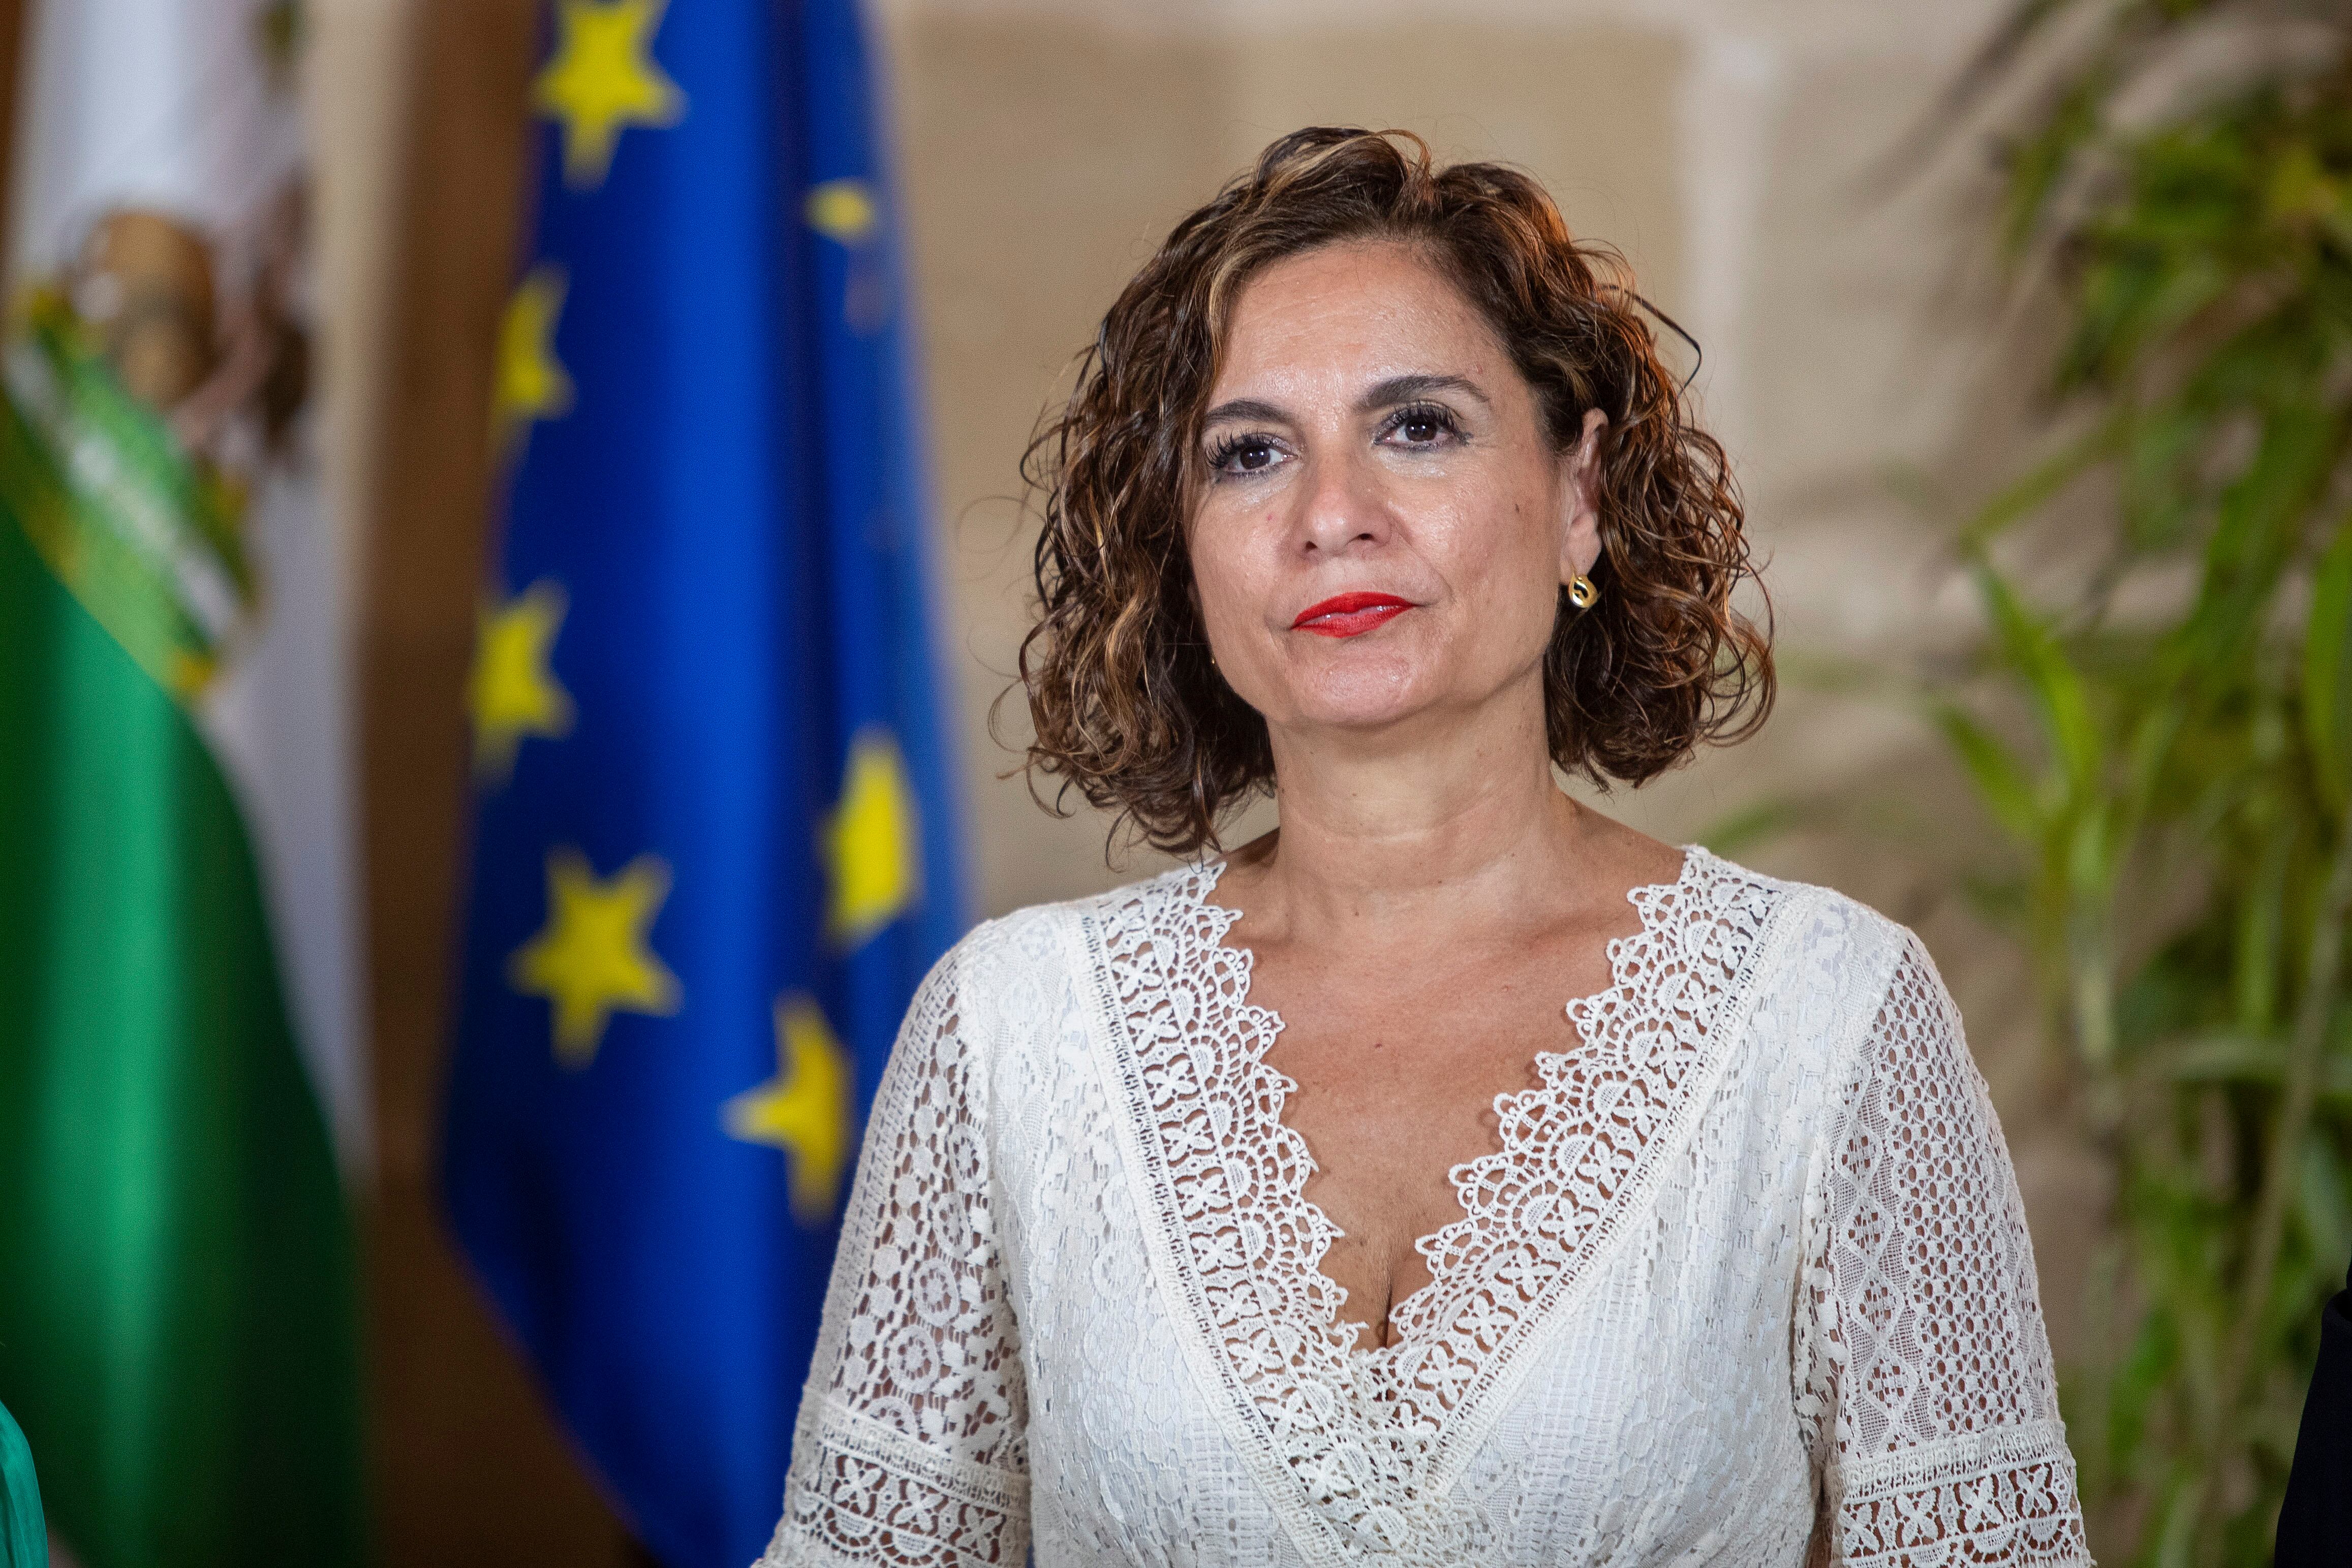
[1084,847,1790,1562]
[810,1401,1028,1515]
[1836,1422,2090,1566]
[1383,851,1794,1478]
[776,1416,1022,1568]
[1079,867,1377,1563]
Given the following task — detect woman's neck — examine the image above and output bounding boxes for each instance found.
[1225,686,1611,946]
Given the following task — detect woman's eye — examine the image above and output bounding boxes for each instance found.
[1383,404,1461,448]
[1210,435,1282,477]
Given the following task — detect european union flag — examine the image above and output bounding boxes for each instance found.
[440,3,967,1564]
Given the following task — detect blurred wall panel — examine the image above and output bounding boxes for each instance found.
[0,1,21,224]
[314,0,411,620]
[351,0,633,1561]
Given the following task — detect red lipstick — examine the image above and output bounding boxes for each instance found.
[1292,591,1414,638]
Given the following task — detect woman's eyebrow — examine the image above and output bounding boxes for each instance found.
[1203,375,1488,430]
[1201,396,1289,428]
[1358,372,1489,413]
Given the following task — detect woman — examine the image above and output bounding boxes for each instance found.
[761,128,2091,1567]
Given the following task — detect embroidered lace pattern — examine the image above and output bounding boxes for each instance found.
[763,855,2094,1568]
[1800,933,2091,1565]
[1078,849,1792,1562]
[766,945,1029,1568]
[1377,850,1786,1433]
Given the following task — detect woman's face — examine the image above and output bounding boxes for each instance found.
[1188,239,1603,748]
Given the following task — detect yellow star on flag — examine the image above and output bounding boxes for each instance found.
[509,848,683,1068]
[806,179,892,332]
[724,994,852,1225]
[470,579,575,781]
[804,179,879,245]
[533,0,687,189]
[821,727,920,951]
[492,266,574,453]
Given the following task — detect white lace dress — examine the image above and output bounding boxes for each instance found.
[758,846,2093,1567]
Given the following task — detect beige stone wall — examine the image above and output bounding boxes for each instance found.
[307,1,2092,1558]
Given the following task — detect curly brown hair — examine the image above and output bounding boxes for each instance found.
[1014,127,1773,857]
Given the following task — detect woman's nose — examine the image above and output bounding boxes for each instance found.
[1293,447,1390,557]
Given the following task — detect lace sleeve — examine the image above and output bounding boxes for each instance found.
[1796,930,2093,1566]
[759,946,1029,1567]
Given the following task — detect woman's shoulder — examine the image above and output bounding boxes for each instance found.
[1682,849,1977,1140]
[929,861,1213,1001]
[1678,842,1928,1004]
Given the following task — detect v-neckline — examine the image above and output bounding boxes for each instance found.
[1192,846,1705,1364]
[1079,841,1786,1563]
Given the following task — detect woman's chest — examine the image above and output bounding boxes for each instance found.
[974,863,1861,1562]
[987,949,1836,1561]
[1243,896,1625,1210]
[1252,961,1599,1348]
[993,1033,1823,1567]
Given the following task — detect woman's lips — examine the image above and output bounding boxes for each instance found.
[1292,591,1415,638]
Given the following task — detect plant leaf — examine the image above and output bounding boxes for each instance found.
[2304,522,2352,811]
[2169,403,2340,681]
[1960,411,2125,548]
[1975,562,2103,793]
[2300,1134,2352,1285]
[2233,811,2295,1033]
[1934,705,2045,842]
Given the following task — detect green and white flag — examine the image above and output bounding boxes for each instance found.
[0,2,365,1564]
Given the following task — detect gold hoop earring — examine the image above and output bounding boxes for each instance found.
[1566,573,1599,610]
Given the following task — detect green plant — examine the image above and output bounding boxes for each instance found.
[1934,3,2352,1561]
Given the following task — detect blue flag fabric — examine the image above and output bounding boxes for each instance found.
[440,3,966,1564]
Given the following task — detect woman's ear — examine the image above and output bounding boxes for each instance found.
[1558,407,1609,582]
